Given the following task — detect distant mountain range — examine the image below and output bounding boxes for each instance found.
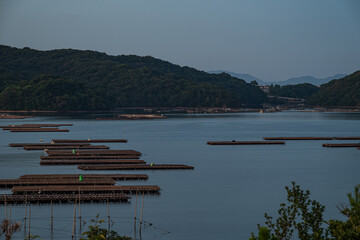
[209,71,347,86]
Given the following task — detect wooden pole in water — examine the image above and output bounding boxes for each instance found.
[28,208,31,239]
[51,200,53,228]
[139,192,144,232]
[78,189,81,233]
[134,190,138,220]
[24,193,27,221]
[24,194,27,236]
[4,195,7,221]
[107,198,110,233]
[71,199,77,240]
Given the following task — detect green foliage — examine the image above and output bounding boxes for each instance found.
[269,83,319,99]
[0,45,268,110]
[80,214,131,240]
[249,226,278,240]
[0,75,110,111]
[251,182,329,240]
[306,71,360,107]
[24,234,40,240]
[328,185,360,240]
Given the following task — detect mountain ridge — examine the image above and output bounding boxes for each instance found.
[209,70,347,86]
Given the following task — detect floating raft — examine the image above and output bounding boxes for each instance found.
[207,141,285,145]
[19,174,148,181]
[10,143,91,147]
[46,150,141,156]
[0,178,115,188]
[12,185,161,195]
[40,159,146,165]
[25,145,110,150]
[335,137,360,140]
[264,137,333,140]
[1,124,73,128]
[41,155,140,160]
[264,137,360,140]
[0,193,130,204]
[322,143,360,148]
[10,128,69,132]
[52,139,128,143]
[78,164,195,171]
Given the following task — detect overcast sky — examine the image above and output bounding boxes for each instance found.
[1,0,359,81]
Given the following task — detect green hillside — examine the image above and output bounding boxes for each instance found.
[306,71,360,107]
[0,45,267,111]
[269,83,319,99]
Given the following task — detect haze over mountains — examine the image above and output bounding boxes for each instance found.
[209,71,347,86]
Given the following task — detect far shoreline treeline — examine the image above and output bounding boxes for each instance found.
[0,45,359,111]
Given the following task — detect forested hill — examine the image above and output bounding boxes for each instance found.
[0,45,267,111]
[306,71,360,107]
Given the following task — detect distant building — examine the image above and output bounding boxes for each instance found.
[258,85,270,93]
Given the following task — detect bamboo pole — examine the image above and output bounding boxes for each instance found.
[107,198,110,233]
[78,189,81,220]
[24,193,27,221]
[71,199,77,240]
[51,200,53,228]
[134,190,138,220]
[28,208,31,239]
[4,195,7,221]
[139,192,144,232]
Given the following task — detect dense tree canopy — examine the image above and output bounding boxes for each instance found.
[0,45,268,110]
[306,71,360,107]
[269,83,319,99]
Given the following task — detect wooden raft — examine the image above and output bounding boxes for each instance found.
[10,143,91,147]
[207,141,285,145]
[0,178,116,188]
[78,164,195,171]
[46,150,141,156]
[41,155,140,160]
[19,174,148,181]
[26,145,110,150]
[52,139,128,143]
[12,185,161,195]
[40,159,146,165]
[322,143,360,148]
[0,193,130,204]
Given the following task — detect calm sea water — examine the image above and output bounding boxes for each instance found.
[0,111,359,240]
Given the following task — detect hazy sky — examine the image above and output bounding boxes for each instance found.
[1,0,359,81]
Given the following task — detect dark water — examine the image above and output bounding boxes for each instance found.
[0,111,360,240]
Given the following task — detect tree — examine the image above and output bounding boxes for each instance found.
[250,80,259,86]
[80,214,131,240]
[328,185,360,240]
[0,219,21,240]
[250,182,329,240]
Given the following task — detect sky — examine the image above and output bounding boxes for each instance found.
[0,0,359,82]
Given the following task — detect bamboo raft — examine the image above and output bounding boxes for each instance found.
[0,178,116,188]
[25,145,110,150]
[264,137,360,140]
[1,124,73,128]
[207,141,285,145]
[78,164,195,171]
[52,139,128,143]
[264,137,333,140]
[10,143,91,147]
[19,174,148,181]
[41,155,140,160]
[40,159,146,165]
[12,185,161,195]
[46,150,141,156]
[322,143,360,148]
[10,128,69,132]
[0,193,130,204]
